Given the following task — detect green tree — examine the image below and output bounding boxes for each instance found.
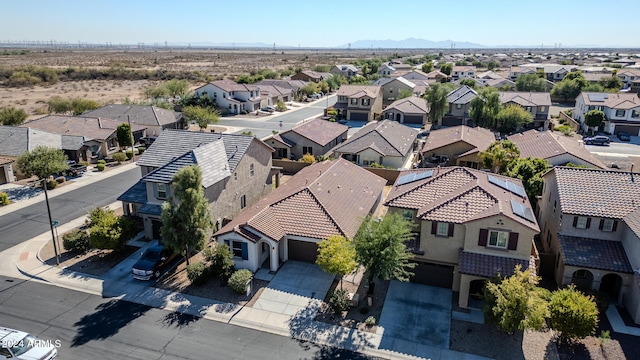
[160,165,212,265]
[88,207,122,250]
[70,98,101,115]
[183,105,220,130]
[460,78,477,88]
[163,79,190,98]
[204,243,234,279]
[584,109,605,131]
[582,83,605,92]
[16,146,68,180]
[599,75,623,91]
[0,106,28,126]
[439,63,453,76]
[316,235,357,289]
[422,62,433,73]
[550,79,582,102]
[487,61,500,70]
[471,87,502,129]
[116,123,133,150]
[495,105,533,133]
[398,89,413,99]
[143,84,170,99]
[563,71,589,89]
[425,83,455,126]
[515,74,547,92]
[300,83,320,96]
[47,97,100,115]
[506,157,548,207]
[479,140,521,174]
[549,285,599,343]
[483,265,549,334]
[353,213,416,293]
[348,75,369,84]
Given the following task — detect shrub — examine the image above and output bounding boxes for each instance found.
[97,159,106,164]
[328,288,350,314]
[554,125,573,136]
[125,150,134,159]
[54,176,65,184]
[275,101,287,112]
[112,152,127,163]
[118,216,139,241]
[365,316,376,326]
[186,262,208,285]
[46,179,57,189]
[0,192,10,206]
[300,153,316,164]
[62,229,90,253]
[229,269,253,294]
[88,207,128,250]
[96,163,105,171]
[203,243,234,279]
[137,146,146,154]
[549,285,599,343]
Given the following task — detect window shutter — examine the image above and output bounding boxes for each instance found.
[508,233,519,250]
[572,216,578,227]
[448,223,454,237]
[241,242,248,261]
[613,221,618,232]
[478,229,488,246]
[431,221,437,235]
[586,218,591,229]
[599,219,604,230]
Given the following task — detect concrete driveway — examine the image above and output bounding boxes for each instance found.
[379,281,452,354]
[252,261,334,316]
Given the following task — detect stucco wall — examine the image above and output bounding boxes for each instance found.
[381,80,412,105]
[422,141,476,167]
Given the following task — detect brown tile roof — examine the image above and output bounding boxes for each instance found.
[210,79,259,92]
[336,84,381,98]
[499,91,551,107]
[550,166,640,218]
[558,235,633,273]
[383,97,429,114]
[508,130,606,169]
[287,117,348,147]
[578,92,640,110]
[215,158,385,242]
[333,120,418,157]
[420,125,495,156]
[258,84,292,97]
[22,115,146,141]
[0,157,14,166]
[385,167,539,231]
[459,250,535,278]
[624,208,640,239]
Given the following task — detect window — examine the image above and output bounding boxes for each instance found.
[240,194,247,209]
[601,218,616,232]
[616,109,626,117]
[436,222,449,236]
[538,106,546,112]
[525,106,532,112]
[488,230,509,248]
[632,110,640,118]
[229,240,248,260]
[250,164,254,177]
[361,98,370,106]
[157,183,167,200]
[351,98,358,105]
[223,93,227,98]
[339,96,346,101]
[574,216,589,229]
[302,146,313,155]
[456,103,462,109]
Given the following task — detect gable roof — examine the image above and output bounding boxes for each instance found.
[21,115,146,141]
[385,166,539,231]
[577,92,640,110]
[548,166,640,219]
[215,158,385,241]
[332,120,418,157]
[294,70,331,80]
[0,126,63,156]
[336,84,381,98]
[333,64,359,72]
[282,117,348,147]
[508,130,606,169]
[82,104,180,127]
[447,85,478,105]
[420,125,495,156]
[137,129,272,173]
[256,79,306,91]
[499,91,551,107]
[203,80,258,93]
[383,96,429,114]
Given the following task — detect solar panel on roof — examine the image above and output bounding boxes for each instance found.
[397,170,434,186]
[488,174,526,198]
[511,200,536,223]
[587,93,609,102]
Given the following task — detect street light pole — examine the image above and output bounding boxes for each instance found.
[42,179,59,265]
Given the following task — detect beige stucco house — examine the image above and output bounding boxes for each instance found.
[264,117,348,160]
[419,125,495,169]
[382,96,429,125]
[333,84,383,122]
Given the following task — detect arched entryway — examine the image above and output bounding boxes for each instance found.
[599,273,623,301]
[259,241,271,269]
[571,269,594,291]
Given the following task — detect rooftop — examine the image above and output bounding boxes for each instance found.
[333,120,418,157]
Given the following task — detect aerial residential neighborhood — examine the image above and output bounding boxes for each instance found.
[2,2,640,359]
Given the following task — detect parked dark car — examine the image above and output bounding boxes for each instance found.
[584,135,610,145]
[132,244,177,280]
[618,132,631,142]
[139,136,157,146]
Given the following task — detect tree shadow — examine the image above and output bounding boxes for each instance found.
[71,299,151,347]
[161,308,199,329]
[3,185,42,202]
[299,342,380,360]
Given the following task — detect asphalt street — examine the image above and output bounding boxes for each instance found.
[585,141,640,156]
[0,167,140,252]
[0,275,378,360]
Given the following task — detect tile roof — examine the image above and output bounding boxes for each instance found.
[22,115,146,141]
[207,80,258,92]
[137,129,269,173]
[336,84,381,98]
[420,125,495,156]
[269,133,295,147]
[61,135,86,151]
[332,120,418,157]
[139,203,163,216]
[0,126,62,157]
[258,84,292,97]
[499,91,552,107]
[508,130,606,169]
[383,97,429,114]
[385,167,539,231]
[550,166,640,218]
[215,158,385,242]
[577,92,640,110]
[447,85,478,105]
[82,104,180,127]
[459,250,535,278]
[624,208,640,239]
[285,117,348,147]
[117,181,148,203]
[558,235,633,273]
[255,79,306,91]
[0,157,14,166]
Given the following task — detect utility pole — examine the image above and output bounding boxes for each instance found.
[43,180,59,265]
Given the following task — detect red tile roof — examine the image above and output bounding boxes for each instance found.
[0,157,14,166]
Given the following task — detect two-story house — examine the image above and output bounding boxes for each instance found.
[510,64,576,82]
[333,119,418,169]
[290,70,332,83]
[331,64,359,80]
[82,104,185,137]
[194,80,262,115]
[573,92,640,135]
[499,91,552,130]
[443,85,478,127]
[118,129,276,240]
[377,63,396,77]
[382,96,429,125]
[419,125,495,169]
[538,167,640,323]
[385,167,540,308]
[617,69,640,89]
[264,117,348,160]
[451,65,477,81]
[333,84,383,121]
[214,158,385,272]
[373,77,416,106]
[258,84,294,106]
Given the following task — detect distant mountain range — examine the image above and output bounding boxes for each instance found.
[339,38,486,49]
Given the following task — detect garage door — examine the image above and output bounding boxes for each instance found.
[404,115,424,124]
[288,239,318,263]
[349,112,369,121]
[441,116,464,127]
[614,125,640,136]
[410,261,454,288]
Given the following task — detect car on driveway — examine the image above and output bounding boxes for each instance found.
[618,132,631,142]
[584,135,610,145]
[0,326,58,359]
[132,244,177,280]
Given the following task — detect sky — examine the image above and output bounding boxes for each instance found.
[2,0,639,48]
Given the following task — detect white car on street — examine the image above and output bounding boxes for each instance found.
[0,327,57,360]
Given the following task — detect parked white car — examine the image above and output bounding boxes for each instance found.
[0,327,57,360]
